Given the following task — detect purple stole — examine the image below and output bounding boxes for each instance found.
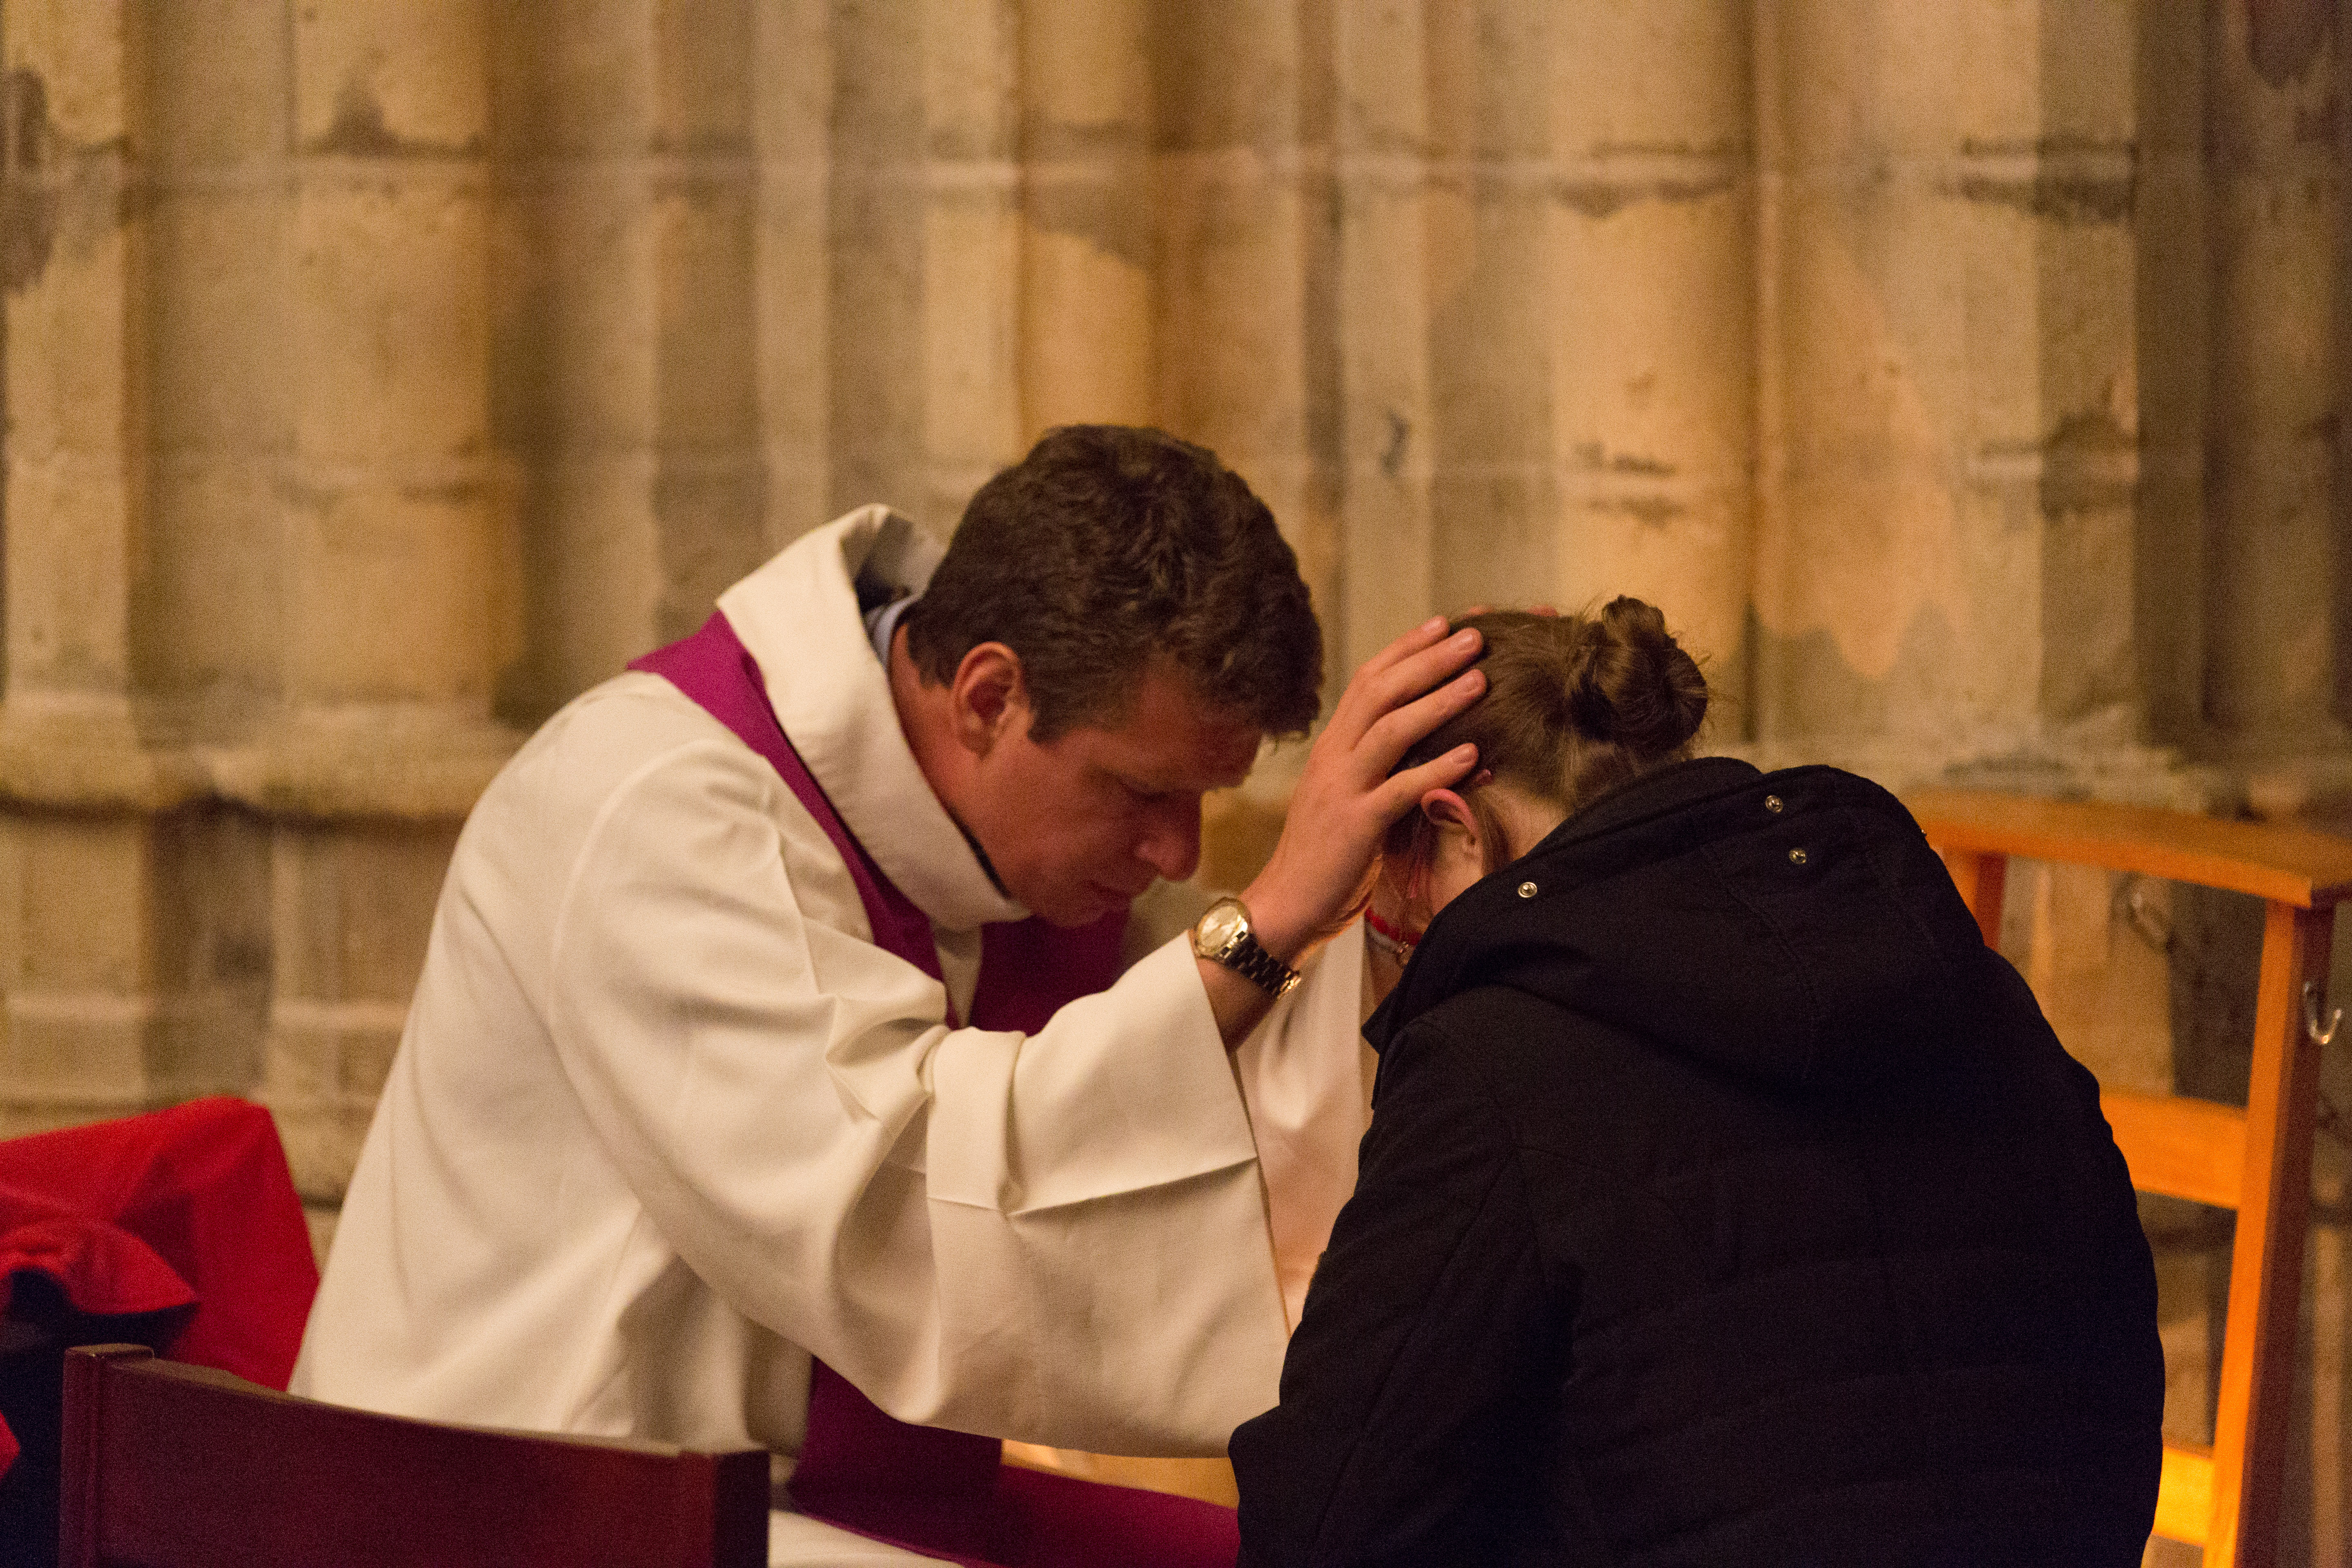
[632,613,1240,1568]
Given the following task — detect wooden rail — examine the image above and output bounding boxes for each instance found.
[1907,789,2352,909]
[1906,790,2347,1568]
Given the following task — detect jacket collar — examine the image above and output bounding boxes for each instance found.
[1364,756,1766,1057]
[1525,755,1768,857]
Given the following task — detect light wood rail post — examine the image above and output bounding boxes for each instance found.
[2204,902,2334,1568]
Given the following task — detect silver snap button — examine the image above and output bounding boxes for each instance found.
[1517,880,1538,898]
[1764,795,1783,815]
[1788,848,1808,866]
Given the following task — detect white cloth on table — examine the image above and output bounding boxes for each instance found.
[765,1509,953,1566]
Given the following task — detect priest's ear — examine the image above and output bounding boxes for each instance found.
[948,641,1032,755]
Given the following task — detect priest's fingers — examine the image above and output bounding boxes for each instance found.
[1328,624,1483,749]
[1355,662,1487,780]
[1353,615,1455,681]
[1241,733,1478,961]
[1370,743,1482,825]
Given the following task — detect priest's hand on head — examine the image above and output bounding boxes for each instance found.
[1196,618,1485,1047]
[1245,616,1483,960]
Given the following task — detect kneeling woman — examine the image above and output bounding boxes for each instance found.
[1229,601,2161,1567]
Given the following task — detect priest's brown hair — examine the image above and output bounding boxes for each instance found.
[902,425,1323,741]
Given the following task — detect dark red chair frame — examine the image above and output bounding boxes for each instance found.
[61,1345,768,1568]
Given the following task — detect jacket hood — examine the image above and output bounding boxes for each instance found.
[1366,757,1991,1095]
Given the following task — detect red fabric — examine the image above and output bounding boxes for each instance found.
[639,615,1239,1568]
[0,1187,198,1473]
[970,909,1128,1038]
[0,1189,195,1320]
[793,1362,1003,1561]
[0,1097,318,1389]
[992,1466,1241,1568]
[806,1459,1244,1568]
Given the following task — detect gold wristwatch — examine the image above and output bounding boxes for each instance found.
[1192,896,1302,998]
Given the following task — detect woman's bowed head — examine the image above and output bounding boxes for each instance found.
[1374,596,1710,944]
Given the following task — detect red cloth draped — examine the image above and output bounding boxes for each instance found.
[0,1096,319,1473]
[634,612,1239,1568]
[0,1192,193,1474]
[0,1096,317,1387]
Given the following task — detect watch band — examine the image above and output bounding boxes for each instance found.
[1218,930,1301,997]
[1194,898,1303,998]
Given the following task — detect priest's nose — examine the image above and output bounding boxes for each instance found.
[1136,799,1203,884]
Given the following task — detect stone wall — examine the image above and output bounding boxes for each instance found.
[2,0,2350,1559]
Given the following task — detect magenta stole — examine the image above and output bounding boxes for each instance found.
[632,613,1240,1568]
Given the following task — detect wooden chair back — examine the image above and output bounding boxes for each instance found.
[1907,790,2352,1568]
[60,1345,770,1568]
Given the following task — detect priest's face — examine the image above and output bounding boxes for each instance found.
[966,662,1262,927]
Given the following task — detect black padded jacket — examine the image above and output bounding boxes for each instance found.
[1229,757,2163,1568]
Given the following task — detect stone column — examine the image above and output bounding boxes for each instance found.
[0,3,166,1134]
[820,0,1025,532]
[824,3,925,518]
[1018,0,1155,438]
[1753,0,2141,764]
[2202,0,2345,753]
[489,0,667,711]
[651,0,765,641]
[1330,0,1436,679]
[2134,0,2210,746]
[492,1,768,705]
[1153,0,1334,613]
[1757,0,1986,749]
[755,0,836,548]
[138,0,290,730]
[919,0,1023,518]
[1549,0,1753,726]
[1420,0,1556,617]
[1,2,140,731]
[263,0,510,1223]
[2024,1,2144,746]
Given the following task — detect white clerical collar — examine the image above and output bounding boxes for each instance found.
[864,590,919,667]
[717,507,1029,933]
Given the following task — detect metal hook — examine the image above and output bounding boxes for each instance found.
[2114,876,2174,956]
[2306,981,2342,1048]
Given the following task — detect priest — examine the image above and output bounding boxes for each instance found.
[292,425,1486,1566]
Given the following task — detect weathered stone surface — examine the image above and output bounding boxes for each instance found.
[0,807,267,1123]
[1018,0,1153,437]
[262,819,456,1202]
[1,0,2349,1548]
[1549,0,1753,714]
[295,0,489,156]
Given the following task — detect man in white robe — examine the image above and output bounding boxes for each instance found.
[293,428,1486,1565]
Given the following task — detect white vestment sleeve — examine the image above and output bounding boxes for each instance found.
[1124,879,1380,1323]
[545,737,1290,1458]
[1230,920,1378,1323]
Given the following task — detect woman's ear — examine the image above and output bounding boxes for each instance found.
[1419,788,1489,875]
[949,642,1029,756]
[1419,787,1481,847]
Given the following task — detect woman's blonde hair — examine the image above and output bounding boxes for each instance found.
[1384,597,1709,878]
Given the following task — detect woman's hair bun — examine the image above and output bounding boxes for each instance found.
[1564,596,1707,757]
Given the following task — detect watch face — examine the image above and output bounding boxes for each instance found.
[1196,900,1248,954]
